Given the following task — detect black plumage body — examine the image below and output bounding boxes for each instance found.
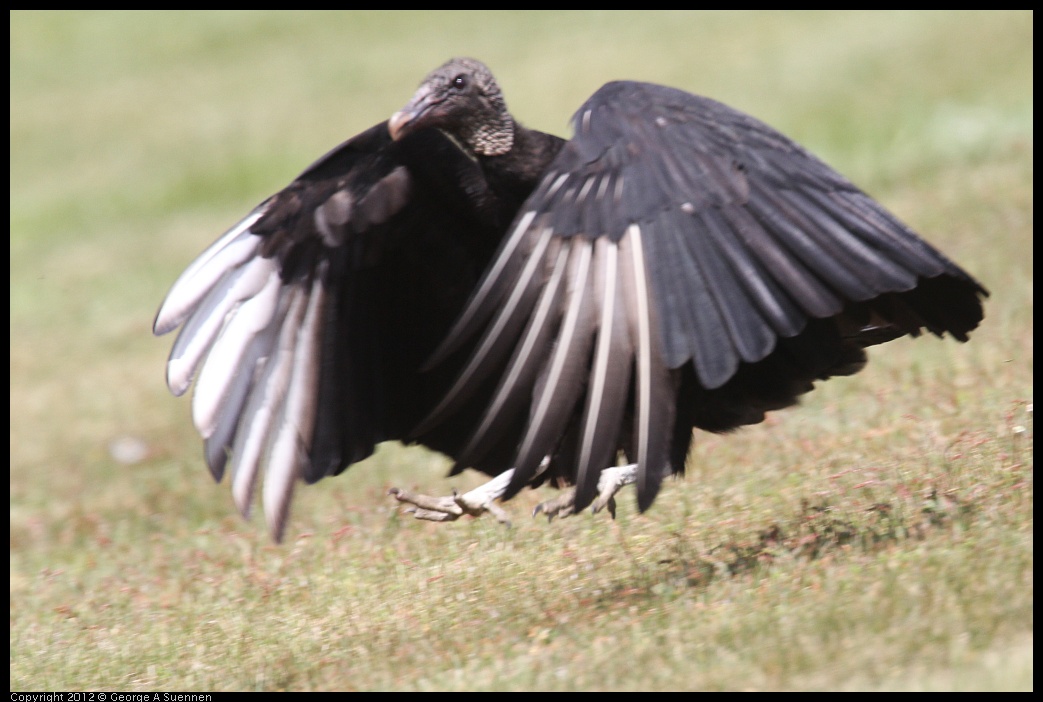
[154,58,986,540]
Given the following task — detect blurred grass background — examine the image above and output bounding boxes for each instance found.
[10,10,1032,691]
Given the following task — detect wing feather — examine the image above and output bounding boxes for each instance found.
[153,208,267,336]
[572,237,633,510]
[453,238,569,467]
[412,223,553,436]
[619,224,675,510]
[505,236,598,497]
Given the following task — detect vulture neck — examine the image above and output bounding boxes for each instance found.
[476,123,565,215]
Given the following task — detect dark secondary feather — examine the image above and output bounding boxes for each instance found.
[155,58,987,540]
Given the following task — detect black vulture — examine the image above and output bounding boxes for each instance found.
[154,57,987,541]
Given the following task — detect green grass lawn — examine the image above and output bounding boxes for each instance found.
[10,10,1033,691]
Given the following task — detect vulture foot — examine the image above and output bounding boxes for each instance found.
[389,469,514,526]
[533,464,638,521]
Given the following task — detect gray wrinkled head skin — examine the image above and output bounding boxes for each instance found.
[389,57,515,157]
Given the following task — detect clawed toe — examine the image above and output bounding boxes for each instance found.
[532,491,617,521]
[533,492,577,521]
[388,486,467,521]
[388,475,513,526]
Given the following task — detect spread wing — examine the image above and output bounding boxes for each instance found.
[154,123,503,540]
[415,80,988,513]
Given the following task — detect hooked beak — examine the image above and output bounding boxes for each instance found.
[388,85,441,141]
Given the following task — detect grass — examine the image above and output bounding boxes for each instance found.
[10,10,1033,691]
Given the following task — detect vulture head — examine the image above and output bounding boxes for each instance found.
[389,57,515,157]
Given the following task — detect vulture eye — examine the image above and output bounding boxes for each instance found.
[452,74,468,90]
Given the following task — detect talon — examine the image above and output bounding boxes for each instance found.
[533,491,575,521]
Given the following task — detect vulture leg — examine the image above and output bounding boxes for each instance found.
[388,462,640,524]
[389,455,553,525]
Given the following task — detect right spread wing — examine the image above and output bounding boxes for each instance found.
[412,81,988,515]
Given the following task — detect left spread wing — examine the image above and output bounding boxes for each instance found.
[154,123,500,540]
